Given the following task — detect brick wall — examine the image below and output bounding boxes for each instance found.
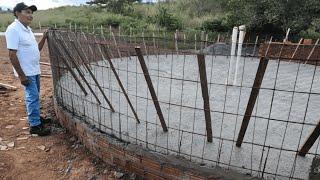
[53,99,253,180]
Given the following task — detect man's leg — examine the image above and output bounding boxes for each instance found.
[24,75,50,136]
[36,74,40,93]
[24,75,41,127]
[35,75,51,124]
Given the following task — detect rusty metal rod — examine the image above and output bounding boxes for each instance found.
[298,120,320,156]
[236,57,269,147]
[236,37,273,147]
[111,31,122,58]
[290,38,304,60]
[98,43,140,123]
[69,40,115,112]
[197,54,213,143]
[297,41,320,156]
[51,40,88,96]
[305,39,319,64]
[135,47,168,132]
[55,37,102,105]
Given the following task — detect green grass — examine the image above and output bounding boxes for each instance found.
[1,1,318,39]
[0,3,221,33]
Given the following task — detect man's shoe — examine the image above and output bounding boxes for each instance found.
[30,124,51,136]
[40,116,52,124]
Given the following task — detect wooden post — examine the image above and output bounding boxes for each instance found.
[175,29,178,52]
[100,25,104,36]
[135,47,168,132]
[197,54,213,142]
[111,32,122,58]
[205,33,208,48]
[290,38,304,62]
[252,36,259,56]
[142,31,148,56]
[305,39,319,64]
[129,27,132,44]
[153,32,156,56]
[217,34,220,43]
[201,31,205,52]
[194,33,197,51]
[38,21,42,31]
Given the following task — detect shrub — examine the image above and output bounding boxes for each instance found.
[201,17,229,32]
[153,6,182,31]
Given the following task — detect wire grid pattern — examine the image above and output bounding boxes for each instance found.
[47,29,320,180]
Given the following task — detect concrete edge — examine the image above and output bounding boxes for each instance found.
[53,98,257,180]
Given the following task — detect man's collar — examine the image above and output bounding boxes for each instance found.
[14,19,31,32]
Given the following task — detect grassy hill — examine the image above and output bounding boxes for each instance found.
[0,3,222,34]
[1,0,319,40]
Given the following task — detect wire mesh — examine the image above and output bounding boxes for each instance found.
[47,28,320,180]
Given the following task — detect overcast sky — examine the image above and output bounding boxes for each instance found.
[0,0,157,10]
[1,0,90,10]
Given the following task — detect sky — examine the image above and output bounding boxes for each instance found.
[1,0,90,10]
[0,0,158,10]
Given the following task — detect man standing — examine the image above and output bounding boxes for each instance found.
[5,2,50,136]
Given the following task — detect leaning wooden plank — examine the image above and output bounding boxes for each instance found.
[0,82,17,90]
[40,62,51,66]
[40,74,52,78]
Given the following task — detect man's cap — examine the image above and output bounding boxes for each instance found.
[13,2,37,14]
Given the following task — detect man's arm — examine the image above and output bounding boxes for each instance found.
[38,30,48,51]
[9,50,29,86]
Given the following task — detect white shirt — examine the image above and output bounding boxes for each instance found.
[5,19,40,76]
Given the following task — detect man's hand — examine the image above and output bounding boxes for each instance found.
[20,76,29,86]
[9,49,28,86]
[43,30,48,39]
[39,30,48,51]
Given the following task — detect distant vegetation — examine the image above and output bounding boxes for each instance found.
[0,0,319,40]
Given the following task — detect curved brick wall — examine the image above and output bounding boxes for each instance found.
[53,98,253,180]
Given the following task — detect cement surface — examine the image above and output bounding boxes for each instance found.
[57,55,320,179]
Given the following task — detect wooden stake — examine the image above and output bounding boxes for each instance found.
[0,83,17,90]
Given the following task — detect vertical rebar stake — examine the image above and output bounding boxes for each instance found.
[197,54,213,142]
[135,47,168,132]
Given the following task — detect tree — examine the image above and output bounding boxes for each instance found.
[86,0,138,14]
[226,0,320,36]
[154,6,182,30]
[176,0,227,17]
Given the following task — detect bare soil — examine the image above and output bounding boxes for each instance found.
[0,37,131,180]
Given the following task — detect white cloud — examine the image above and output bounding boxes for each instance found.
[0,0,87,10]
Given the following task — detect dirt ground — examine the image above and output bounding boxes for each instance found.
[0,37,131,180]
